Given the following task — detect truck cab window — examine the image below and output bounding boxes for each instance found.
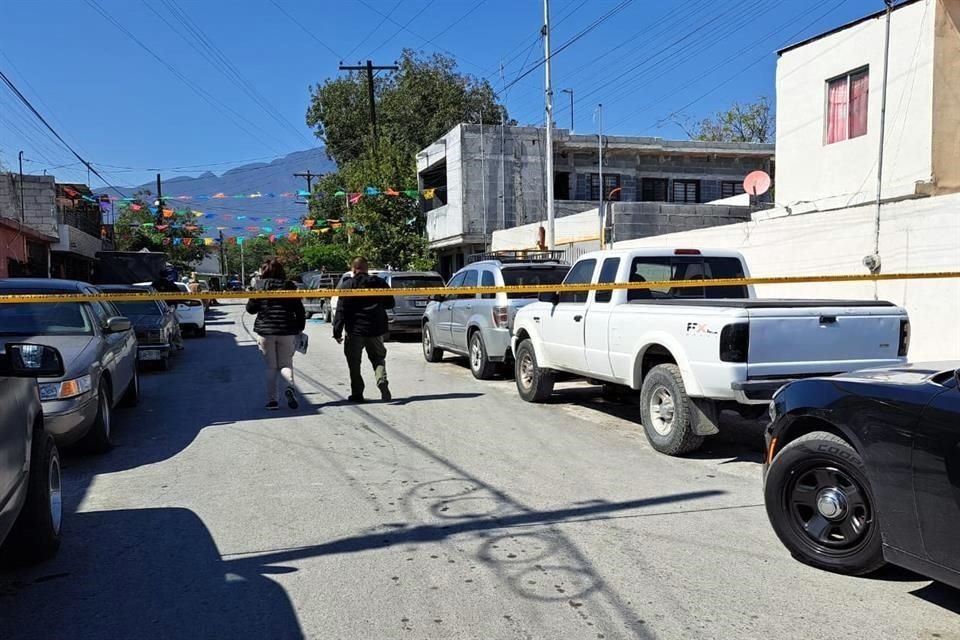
[560,259,597,303]
[594,258,620,303]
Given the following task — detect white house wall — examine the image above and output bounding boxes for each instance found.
[776,0,936,209]
[614,193,960,362]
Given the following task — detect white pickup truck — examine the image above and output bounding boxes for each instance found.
[511,248,910,456]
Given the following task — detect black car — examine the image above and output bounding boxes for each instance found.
[97,285,179,371]
[763,362,960,589]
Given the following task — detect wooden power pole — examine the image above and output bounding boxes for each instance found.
[338,60,399,148]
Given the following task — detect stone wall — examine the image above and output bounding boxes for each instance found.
[0,173,58,238]
[611,202,752,243]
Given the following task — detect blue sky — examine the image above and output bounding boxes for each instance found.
[1,0,881,188]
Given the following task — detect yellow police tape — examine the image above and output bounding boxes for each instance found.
[0,270,958,304]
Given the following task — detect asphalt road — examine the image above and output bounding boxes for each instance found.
[1,301,958,639]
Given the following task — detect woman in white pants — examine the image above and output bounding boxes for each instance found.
[246,259,306,410]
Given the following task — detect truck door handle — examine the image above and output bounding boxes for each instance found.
[464,305,472,310]
[819,315,837,324]
[573,315,583,322]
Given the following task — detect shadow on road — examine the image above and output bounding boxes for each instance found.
[0,507,304,640]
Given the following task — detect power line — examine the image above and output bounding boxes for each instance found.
[497,0,635,96]
[267,0,344,59]
[0,68,125,197]
[343,0,404,60]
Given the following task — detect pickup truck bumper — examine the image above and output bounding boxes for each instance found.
[731,379,795,404]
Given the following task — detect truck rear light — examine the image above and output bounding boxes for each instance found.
[899,319,911,357]
[720,323,749,363]
[674,249,701,255]
[493,306,510,328]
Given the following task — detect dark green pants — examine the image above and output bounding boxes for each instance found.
[344,334,387,397]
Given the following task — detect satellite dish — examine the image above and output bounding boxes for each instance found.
[743,171,772,196]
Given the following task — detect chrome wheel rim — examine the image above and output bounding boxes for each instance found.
[649,386,675,436]
[49,453,62,534]
[101,391,111,439]
[519,352,534,390]
[423,327,433,355]
[470,336,482,371]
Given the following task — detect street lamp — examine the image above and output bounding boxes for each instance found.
[561,88,574,132]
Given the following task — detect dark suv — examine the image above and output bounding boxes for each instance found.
[422,252,569,379]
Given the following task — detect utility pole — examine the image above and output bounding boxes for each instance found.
[561,89,574,132]
[218,229,226,277]
[869,0,895,295]
[479,110,488,250]
[543,0,556,250]
[499,62,507,234]
[155,173,164,226]
[338,60,399,149]
[598,103,604,248]
[293,170,319,194]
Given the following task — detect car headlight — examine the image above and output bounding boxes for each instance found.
[39,374,93,401]
[768,401,778,424]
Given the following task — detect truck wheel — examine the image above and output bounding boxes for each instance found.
[4,429,62,563]
[422,324,443,363]
[639,364,704,455]
[764,431,884,576]
[515,339,554,403]
[83,382,114,453]
[469,332,498,380]
[199,325,207,338]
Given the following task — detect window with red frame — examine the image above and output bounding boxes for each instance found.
[826,68,869,144]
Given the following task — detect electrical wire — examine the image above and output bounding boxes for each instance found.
[343,0,404,60]
[0,68,125,197]
[267,0,344,59]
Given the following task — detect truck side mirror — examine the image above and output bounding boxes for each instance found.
[539,291,560,305]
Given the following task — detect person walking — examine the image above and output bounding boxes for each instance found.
[246,259,306,410]
[332,257,394,403]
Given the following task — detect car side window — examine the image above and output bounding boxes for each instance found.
[459,270,478,300]
[594,258,620,303]
[480,270,496,299]
[559,259,597,304]
[99,301,119,319]
[87,301,109,328]
[445,272,466,300]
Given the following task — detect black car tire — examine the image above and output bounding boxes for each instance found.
[469,332,498,380]
[83,382,114,453]
[119,367,140,408]
[422,324,443,363]
[639,364,704,456]
[514,339,554,403]
[3,429,62,563]
[765,431,885,576]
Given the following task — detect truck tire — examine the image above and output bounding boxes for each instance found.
[764,431,884,576]
[422,323,443,363]
[4,429,62,564]
[515,339,554,403]
[639,364,704,455]
[469,332,498,380]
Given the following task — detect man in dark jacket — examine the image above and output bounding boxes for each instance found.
[333,257,395,402]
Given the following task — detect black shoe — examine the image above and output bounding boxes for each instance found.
[347,394,365,403]
[285,387,299,409]
[379,383,392,402]
[266,400,279,411]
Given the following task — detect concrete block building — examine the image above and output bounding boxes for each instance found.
[417,124,774,277]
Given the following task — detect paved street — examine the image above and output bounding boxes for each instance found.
[1,301,958,640]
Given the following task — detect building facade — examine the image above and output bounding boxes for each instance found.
[775,0,960,211]
[417,125,774,277]
[0,173,57,278]
[52,183,111,281]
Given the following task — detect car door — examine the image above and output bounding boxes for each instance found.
[583,257,620,378]
[434,272,464,347]
[912,373,960,570]
[450,269,479,352]
[101,300,137,387]
[84,295,124,396]
[0,374,28,521]
[540,258,596,373]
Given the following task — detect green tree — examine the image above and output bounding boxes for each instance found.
[679,97,774,143]
[301,242,351,273]
[114,191,210,269]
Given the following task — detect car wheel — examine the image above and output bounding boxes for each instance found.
[639,364,704,455]
[119,366,140,408]
[3,429,62,563]
[469,332,497,380]
[422,324,443,363]
[764,431,885,576]
[83,382,114,453]
[514,339,554,403]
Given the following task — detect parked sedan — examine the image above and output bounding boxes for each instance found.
[172,282,207,336]
[0,279,139,452]
[102,285,180,370]
[763,362,960,589]
[0,343,66,562]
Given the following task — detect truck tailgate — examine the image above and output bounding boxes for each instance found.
[747,305,905,377]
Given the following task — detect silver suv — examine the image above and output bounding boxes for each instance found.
[421,253,569,379]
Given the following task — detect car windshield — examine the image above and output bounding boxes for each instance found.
[0,301,93,335]
[391,276,444,291]
[502,266,569,299]
[112,300,162,316]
